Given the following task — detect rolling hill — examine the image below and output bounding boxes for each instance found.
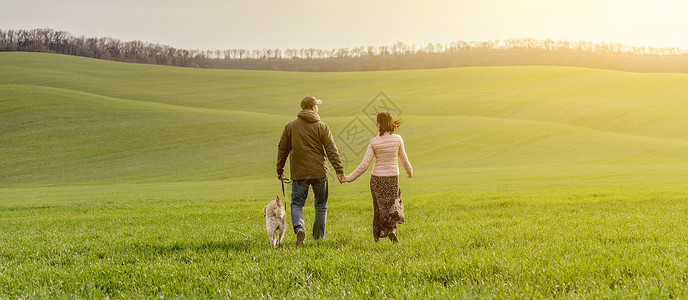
[2,52,688,188]
[5,52,688,298]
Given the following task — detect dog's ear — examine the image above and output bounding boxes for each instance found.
[276,195,281,203]
[263,205,267,217]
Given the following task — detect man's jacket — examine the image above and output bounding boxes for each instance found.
[277,109,344,180]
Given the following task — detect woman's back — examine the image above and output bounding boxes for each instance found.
[371,133,406,176]
[346,132,412,181]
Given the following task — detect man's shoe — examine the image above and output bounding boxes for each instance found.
[296,230,305,247]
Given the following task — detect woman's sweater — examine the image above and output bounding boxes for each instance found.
[345,133,413,182]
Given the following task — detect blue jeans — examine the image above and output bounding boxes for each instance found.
[291,178,328,240]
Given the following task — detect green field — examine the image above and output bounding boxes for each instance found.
[3,52,688,298]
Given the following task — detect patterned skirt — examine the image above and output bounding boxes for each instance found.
[370,175,405,239]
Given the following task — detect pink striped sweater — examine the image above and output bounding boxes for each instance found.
[345,133,413,182]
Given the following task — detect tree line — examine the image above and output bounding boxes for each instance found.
[0,28,208,67]
[219,39,686,60]
[2,28,688,72]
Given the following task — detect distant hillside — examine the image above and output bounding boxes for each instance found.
[3,28,688,72]
[4,52,688,188]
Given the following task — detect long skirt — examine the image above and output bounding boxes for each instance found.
[370,175,405,239]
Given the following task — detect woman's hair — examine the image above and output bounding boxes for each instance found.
[377,111,401,136]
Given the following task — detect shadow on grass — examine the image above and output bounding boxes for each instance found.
[127,239,260,256]
[125,233,373,257]
[195,240,258,253]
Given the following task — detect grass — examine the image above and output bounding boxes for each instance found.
[3,52,688,298]
[4,181,688,298]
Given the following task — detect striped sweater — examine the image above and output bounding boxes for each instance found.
[345,133,413,182]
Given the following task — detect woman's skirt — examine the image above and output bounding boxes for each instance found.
[370,175,405,239]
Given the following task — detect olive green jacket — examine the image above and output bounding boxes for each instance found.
[276,109,344,180]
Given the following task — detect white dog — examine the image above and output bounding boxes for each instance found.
[263,195,286,248]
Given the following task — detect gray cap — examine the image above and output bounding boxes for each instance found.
[300,96,323,109]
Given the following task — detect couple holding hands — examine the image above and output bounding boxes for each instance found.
[276,96,413,246]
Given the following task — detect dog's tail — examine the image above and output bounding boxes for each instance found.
[274,195,286,219]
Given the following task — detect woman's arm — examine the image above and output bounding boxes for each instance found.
[345,140,375,182]
[398,136,413,178]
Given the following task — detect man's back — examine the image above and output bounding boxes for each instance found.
[277,107,343,180]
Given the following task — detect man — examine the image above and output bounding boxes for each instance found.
[276,96,346,246]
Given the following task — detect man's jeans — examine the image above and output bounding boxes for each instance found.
[291,178,328,240]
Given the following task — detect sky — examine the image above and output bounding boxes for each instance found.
[3,0,688,51]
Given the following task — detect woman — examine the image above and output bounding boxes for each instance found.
[343,111,413,243]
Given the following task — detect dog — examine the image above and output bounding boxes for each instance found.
[263,195,286,248]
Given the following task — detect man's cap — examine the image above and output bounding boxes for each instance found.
[300,96,323,109]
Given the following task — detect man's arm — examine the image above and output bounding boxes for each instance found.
[321,124,344,175]
[276,125,291,179]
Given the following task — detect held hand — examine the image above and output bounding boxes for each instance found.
[337,173,346,184]
[277,173,285,181]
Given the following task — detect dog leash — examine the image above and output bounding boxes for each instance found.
[280,177,292,197]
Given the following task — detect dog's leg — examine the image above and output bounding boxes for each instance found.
[277,226,285,246]
[268,229,276,248]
